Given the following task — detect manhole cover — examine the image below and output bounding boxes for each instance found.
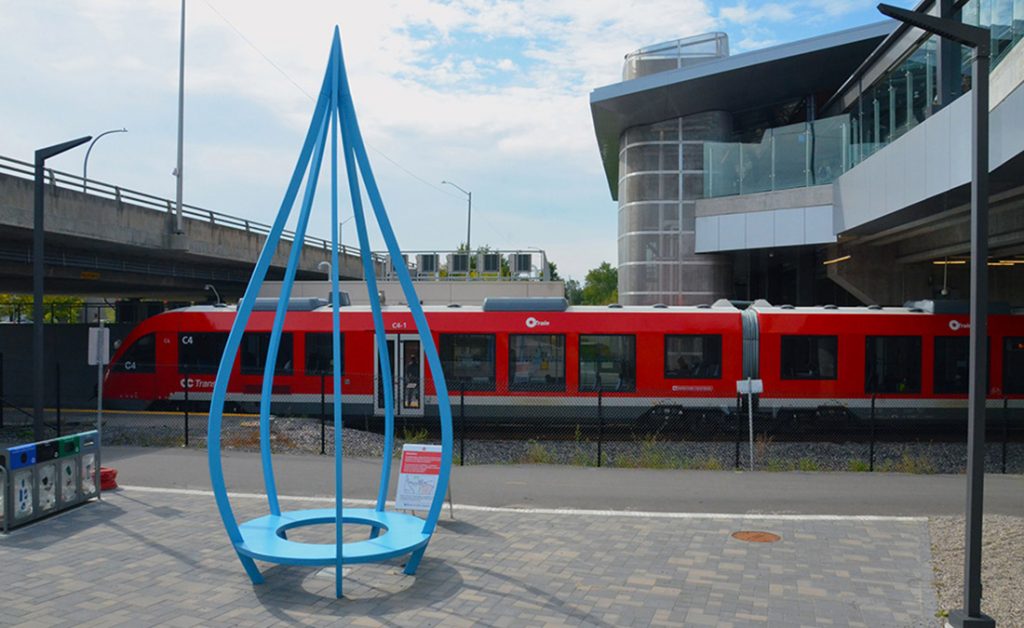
[731,531,781,543]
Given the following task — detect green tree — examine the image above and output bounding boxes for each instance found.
[581,262,618,305]
[564,278,583,305]
[0,294,86,323]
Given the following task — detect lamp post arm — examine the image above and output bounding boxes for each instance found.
[83,128,127,191]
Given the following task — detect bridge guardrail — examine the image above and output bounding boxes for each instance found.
[0,155,375,262]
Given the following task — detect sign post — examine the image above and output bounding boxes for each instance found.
[737,378,763,471]
[87,321,109,500]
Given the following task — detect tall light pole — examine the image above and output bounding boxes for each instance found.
[34,135,92,441]
[441,180,472,270]
[877,5,993,627]
[174,0,186,235]
[82,128,127,191]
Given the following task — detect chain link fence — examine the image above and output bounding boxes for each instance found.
[0,360,1021,474]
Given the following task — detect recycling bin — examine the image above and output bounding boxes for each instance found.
[1,431,101,532]
[57,435,80,506]
[35,441,59,514]
[79,432,99,499]
[7,444,37,524]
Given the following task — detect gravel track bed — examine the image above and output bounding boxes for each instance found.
[929,515,1023,626]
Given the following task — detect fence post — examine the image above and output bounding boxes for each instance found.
[55,362,62,436]
[869,394,876,472]
[0,352,4,429]
[184,372,189,447]
[459,384,465,466]
[321,374,326,456]
[1003,397,1011,475]
[597,388,603,467]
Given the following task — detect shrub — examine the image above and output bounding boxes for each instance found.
[521,440,555,464]
[797,458,820,472]
[878,453,936,474]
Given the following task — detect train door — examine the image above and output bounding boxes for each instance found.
[374,334,423,417]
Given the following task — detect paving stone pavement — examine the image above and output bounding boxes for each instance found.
[0,488,938,627]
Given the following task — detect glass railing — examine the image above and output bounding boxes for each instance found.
[703,115,850,198]
[622,32,729,80]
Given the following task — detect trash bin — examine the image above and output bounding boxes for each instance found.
[57,435,80,506]
[1,432,99,533]
[35,441,59,514]
[79,432,99,499]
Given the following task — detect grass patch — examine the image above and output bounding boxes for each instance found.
[682,456,724,470]
[877,453,937,474]
[520,440,555,464]
[847,458,871,472]
[797,458,820,472]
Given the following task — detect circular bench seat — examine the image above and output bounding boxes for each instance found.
[236,508,431,567]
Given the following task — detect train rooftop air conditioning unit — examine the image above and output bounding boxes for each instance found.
[447,253,470,273]
[480,252,501,274]
[416,253,439,274]
[510,253,532,274]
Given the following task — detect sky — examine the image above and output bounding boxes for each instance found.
[0,1,906,282]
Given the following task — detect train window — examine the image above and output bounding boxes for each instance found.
[934,337,990,394]
[509,334,565,391]
[440,334,496,391]
[304,332,344,376]
[865,336,921,394]
[780,335,837,380]
[178,332,228,374]
[241,332,294,375]
[112,333,156,373]
[579,335,635,391]
[664,335,722,379]
[1005,337,1024,394]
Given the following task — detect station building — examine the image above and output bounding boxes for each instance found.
[590,0,1024,306]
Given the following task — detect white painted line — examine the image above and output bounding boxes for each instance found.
[118,485,926,522]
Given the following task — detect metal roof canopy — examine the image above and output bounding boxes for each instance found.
[590,21,893,199]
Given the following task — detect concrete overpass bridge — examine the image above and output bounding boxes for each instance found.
[0,155,372,300]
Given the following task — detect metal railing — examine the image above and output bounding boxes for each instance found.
[0,155,374,261]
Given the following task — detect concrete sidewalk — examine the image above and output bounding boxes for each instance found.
[0,486,937,627]
[100,446,1024,516]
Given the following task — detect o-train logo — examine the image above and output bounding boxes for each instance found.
[525,317,550,329]
[948,320,971,331]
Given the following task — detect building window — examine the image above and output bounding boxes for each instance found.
[509,334,565,391]
[241,333,293,375]
[664,335,722,379]
[113,333,156,373]
[304,332,344,376]
[780,335,837,380]
[178,332,228,374]
[865,336,921,393]
[580,335,636,391]
[440,334,496,391]
[1004,337,1024,394]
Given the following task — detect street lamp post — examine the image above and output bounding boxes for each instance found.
[877,5,993,627]
[82,128,127,191]
[34,136,92,441]
[174,0,186,235]
[441,180,472,278]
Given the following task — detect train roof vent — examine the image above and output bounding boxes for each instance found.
[608,303,623,308]
[447,303,462,308]
[823,304,838,310]
[212,302,229,308]
[330,291,351,307]
[868,304,883,310]
[696,303,710,309]
[253,297,329,311]
[902,299,1011,314]
[780,304,795,310]
[652,303,668,309]
[752,298,773,309]
[482,297,568,312]
[713,299,738,309]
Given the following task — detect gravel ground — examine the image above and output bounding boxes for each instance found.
[929,515,1024,626]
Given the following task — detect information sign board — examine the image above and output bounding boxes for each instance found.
[395,444,442,511]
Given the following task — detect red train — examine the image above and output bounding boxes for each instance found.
[103,297,1024,426]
